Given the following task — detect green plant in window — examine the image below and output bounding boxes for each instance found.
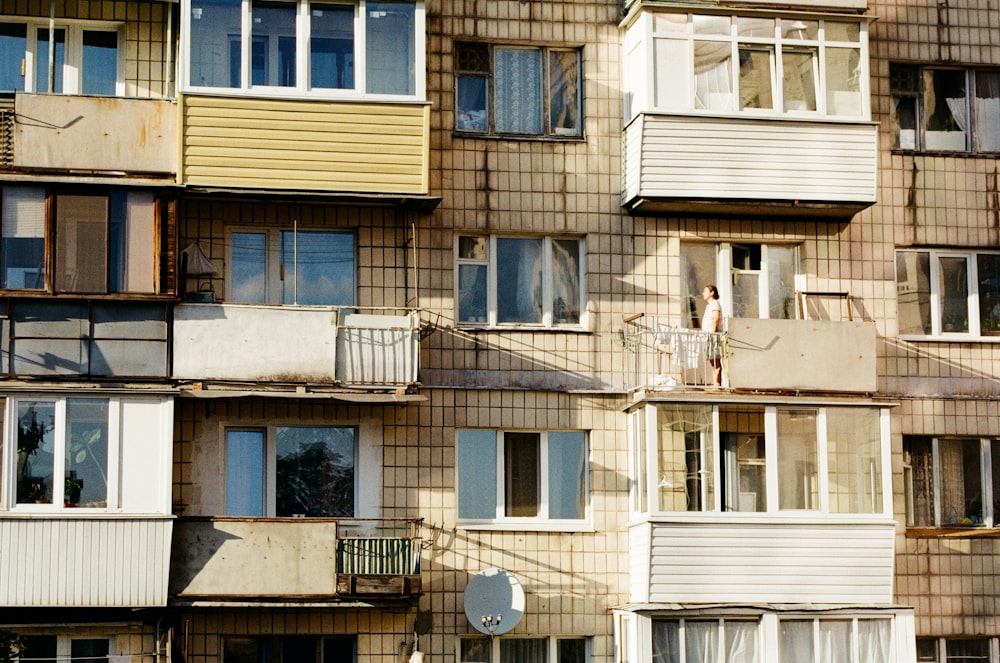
[0,630,25,663]
[16,408,52,503]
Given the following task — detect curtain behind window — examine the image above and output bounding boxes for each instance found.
[495,48,542,133]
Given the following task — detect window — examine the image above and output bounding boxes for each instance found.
[455,42,582,137]
[896,249,1000,338]
[226,426,357,517]
[228,228,355,305]
[917,637,991,662]
[223,636,356,663]
[638,403,888,516]
[459,637,587,663]
[653,618,760,663]
[904,436,1000,528]
[0,187,159,294]
[456,235,585,328]
[633,12,866,120]
[0,19,121,94]
[17,636,112,663]
[891,64,1000,153]
[779,618,891,663]
[457,430,588,527]
[185,0,423,99]
[681,242,800,326]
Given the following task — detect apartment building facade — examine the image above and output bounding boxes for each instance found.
[0,0,998,661]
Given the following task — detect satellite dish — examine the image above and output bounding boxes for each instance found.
[463,568,525,636]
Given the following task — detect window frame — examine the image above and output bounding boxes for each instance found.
[221,635,358,663]
[916,637,994,662]
[904,436,1000,529]
[456,429,591,531]
[14,635,115,663]
[776,616,894,663]
[180,0,426,101]
[454,234,587,330]
[458,636,588,663]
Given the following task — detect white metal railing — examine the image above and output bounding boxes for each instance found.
[621,315,728,390]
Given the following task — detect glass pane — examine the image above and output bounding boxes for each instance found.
[457,429,497,519]
[894,96,918,149]
[779,621,814,663]
[460,638,491,663]
[280,230,355,306]
[226,429,265,516]
[681,244,718,329]
[827,408,883,514]
[458,264,487,323]
[496,237,542,323]
[653,621,681,663]
[782,19,818,40]
[504,432,540,517]
[548,431,586,519]
[737,17,773,38]
[817,620,851,663]
[549,50,581,136]
[189,0,242,87]
[916,638,938,662]
[21,636,57,663]
[1,187,46,290]
[739,48,773,110]
[782,49,817,111]
[766,245,796,319]
[776,408,818,510]
[71,639,109,663]
[905,437,935,527]
[55,195,108,294]
[552,238,581,324]
[459,235,488,260]
[223,637,260,663]
[35,28,65,93]
[231,232,267,303]
[945,639,989,662]
[992,440,1000,527]
[939,255,969,333]
[694,41,732,110]
[896,251,932,334]
[685,621,719,663]
[558,639,586,663]
[977,254,1000,335]
[457,75,488,131]
[495,48,543,133]
[65,399,108,508]
[654,38,691,110]
[975,71,1000,151]
[858,620,892,663]
[725,621,759,663]
[500,639,546,663]
[276,426,355,517]
[720,406,765,512]
[693,14,730,35]
[825,21,860,42]
[16,401,56,505]
[82,30,117,95]
[366,1,415,95]
[252,0,296,87]
[939,439,983,525]
[732,272,759,318]
[109,191,155,293]
[825,47,862,116]
[311,3,354,89]
[924,69,967,150]
[657,404,714,512]
[0,23,26,91]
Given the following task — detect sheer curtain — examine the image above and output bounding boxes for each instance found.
[495,48,542,133]
[686,622,719,663]
[652,622,680,663]
[725,622,759,663]
[858,620,891,663]
[694,41,733,111]
[975,72,1000,151]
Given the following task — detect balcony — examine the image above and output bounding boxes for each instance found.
[6,93,177,176]
[172,305,420,388]
[169,517,422,602]
[621,315,876,393]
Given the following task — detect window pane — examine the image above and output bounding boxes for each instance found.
[36,28,65,93]
[55,195,109,294]
[558,639,586,663]
[693,14,730,35]
[66,399,108,508]
[21,636,57,663]
[779,621,813,663]
[825,21,860,42]
[276,426,355,517]
[974,72,1000,151]
[817,620,850,663]
[939,439,983,525]
[552,239,581,323]
[766,245,796,319]
[223,637,261,663]
[457,75,488,131]
[916,638,938,662]
[549,50,581,136]
[654,38,691,110]
[924,69,967,151]
[1,186,46,290]
[16,401,56,505]
[681,244,718,329]
[457,429,497,519]
[82,30,118,95]
[977,253,1000,335]
[322,636,356,663]
[827,408,883,514]
[500,639,546,663]
[945,639,989,662]
[938,255,969,333]
[366,1,415,95]
[720,407,765,512]
[460,638,491,663]
[776,409,818,510]
[0,23,26,91]
[657,404,714,512]
[280,230,355,306]
[190,0,242,87]
[71,639,109,663]
[252,0,296,87]
[694,41,733,111]
[495,48,543,134]
[896,252,932,335]
[739,48,773,110]
[653,621,681,663]
[905,437,935,527]
[825,47,862,116]
[725,622,759,663]
[858,620,891,663]
[548,432,586,519]
[230,232,267,303]
[311,3,354,89]
[685,622,719,663]
[782,49,817,111]
[504,432,540,517]
[458,264,487,323]
[226,429,265,516]
[496,238,542,323]
[110,192,156,293]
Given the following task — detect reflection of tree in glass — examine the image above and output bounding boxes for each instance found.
[16,406,53,503]
[276,427,354,517]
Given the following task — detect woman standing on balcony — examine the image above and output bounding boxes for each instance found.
[702,285,723,387]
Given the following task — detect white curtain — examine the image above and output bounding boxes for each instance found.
[858,620,891,663]
[817,620,851,663]
[694,41,733,111]
[725,622,760,663]
[652,622,681,663]
[946,97,969,132]
[495,48,542,133]
[685,622,719,663]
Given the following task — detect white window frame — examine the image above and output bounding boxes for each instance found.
[904,436,998,528]
[14,635,116,663]
[457,636,589,663]
[717,242,803,320]
[454,234,588,330]
[776,616,895,663]
[179,0,426,100]
[917,636,996,662]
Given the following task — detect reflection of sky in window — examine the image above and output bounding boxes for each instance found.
[231,232,267,303]
[280,230,355,306]
[82,31,117,95]
[0,23,26,91]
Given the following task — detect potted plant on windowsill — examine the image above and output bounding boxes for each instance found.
[65,473,83,507]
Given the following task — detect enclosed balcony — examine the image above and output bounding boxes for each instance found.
[169,517,422,602]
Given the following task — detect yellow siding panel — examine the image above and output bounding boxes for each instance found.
[180,94,430,195]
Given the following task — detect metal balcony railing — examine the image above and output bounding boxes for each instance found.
[0,105,13,169]
[621,315,728,391]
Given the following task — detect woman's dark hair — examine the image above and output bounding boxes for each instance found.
[704,284,719,300]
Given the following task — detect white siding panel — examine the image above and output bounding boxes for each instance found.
[0,517,173,607]
[629,522,651,603]
[640,521,895,604]
[119,398,173,513]
[623,114,877,204]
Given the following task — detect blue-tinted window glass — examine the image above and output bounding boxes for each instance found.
[190,0,242,87]
[0,23,26,91]
[251,1,296,87]
[276,426,355,517]
[108,192,126,292]
[65,399,109,508]
[36,27,65,93]
[16,401,56,505]
[311,3,354,89]
[226,430,265,516]
[82,30,117,95]
[230,232,267,303]
[457,430,497,519]
[548,432,586,519]
[365,1,415,95]
[1,187,46,290]
[280,230,355,306]
[496,237,543,323]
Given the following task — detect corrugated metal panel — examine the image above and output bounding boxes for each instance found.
[623,114,877,204]
[335,314,420,386]
[643,521,894,604]
[180,95,430,194]
[0,517,173,607]
[336,538,418,574]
